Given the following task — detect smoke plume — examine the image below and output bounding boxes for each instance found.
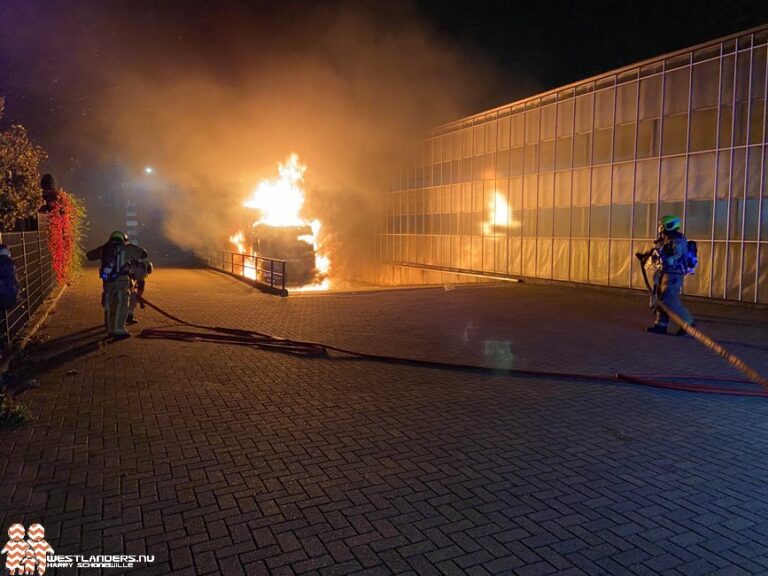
[1,0,495,280]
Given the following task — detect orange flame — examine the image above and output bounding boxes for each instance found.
[230,154,330,289]
[228,231,257,279]
[244,154,308,227]
[482,191,518,235]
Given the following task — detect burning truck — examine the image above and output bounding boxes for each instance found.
[229,154,329,289]
[251,222,316,285]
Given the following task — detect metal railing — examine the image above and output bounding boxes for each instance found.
[1,229,56,344]
[206,249,287,291]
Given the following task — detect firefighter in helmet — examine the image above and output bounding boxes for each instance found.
[86,231,149,338]
[638,215,695,335]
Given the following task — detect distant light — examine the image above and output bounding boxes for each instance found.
[144,166,154,175]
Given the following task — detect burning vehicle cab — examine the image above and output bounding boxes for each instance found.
[230,154,329,290]
[252,222,317,286]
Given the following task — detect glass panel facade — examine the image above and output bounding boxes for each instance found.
[383,26,768,303]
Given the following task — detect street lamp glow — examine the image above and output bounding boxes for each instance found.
[144,166,154,175]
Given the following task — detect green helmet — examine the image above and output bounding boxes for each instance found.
[109,230,128,243]
[658,215,681,234]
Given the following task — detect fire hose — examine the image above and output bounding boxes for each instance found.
[635,252,768,391]
[136,296,768,398]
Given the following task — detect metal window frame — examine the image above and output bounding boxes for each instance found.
[756,43,768,302]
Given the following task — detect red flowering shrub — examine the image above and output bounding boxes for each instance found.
[47,191,86,283]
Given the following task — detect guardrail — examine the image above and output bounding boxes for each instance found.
[1,229,56,345]
[206,249,287,292]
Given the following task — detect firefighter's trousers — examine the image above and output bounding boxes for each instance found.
[654,271,694,333]
[102,277,132,336]
[129,271,146,317]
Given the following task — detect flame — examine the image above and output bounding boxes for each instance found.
[292,219,330,291]
[229,231,247,254]
[244,154,308,227]
[230,153,330,289]
[228,232,257,280]
[482,191,517,235]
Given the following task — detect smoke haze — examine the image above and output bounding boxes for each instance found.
[1,0,497,279]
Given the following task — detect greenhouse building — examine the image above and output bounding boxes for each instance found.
[381,24,768,303]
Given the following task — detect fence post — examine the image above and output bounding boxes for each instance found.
[270,260,275,288]
[37,230,45,300]
[22,234,31,322]
[41,224,50,293]
[47,232,51,292]
[1,230,5,344]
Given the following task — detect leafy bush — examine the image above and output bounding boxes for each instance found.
[69,193,88,276]
[48,191,88,282]
[0,393,29,427]
[1,97,88,278]
[0,99,46,230]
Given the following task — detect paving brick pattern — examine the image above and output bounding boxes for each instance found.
[1,268,768,575]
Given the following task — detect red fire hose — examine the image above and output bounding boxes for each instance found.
[137,296,768,398]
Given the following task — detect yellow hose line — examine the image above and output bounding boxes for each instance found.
[656,300,768,390]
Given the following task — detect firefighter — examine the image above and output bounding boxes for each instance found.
[86,231,148,338]
[127,245,152,325]
[640,215,695,335]
[0,245,19,312]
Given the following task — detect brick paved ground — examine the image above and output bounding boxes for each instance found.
[1,268,768,575]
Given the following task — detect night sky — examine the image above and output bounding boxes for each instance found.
[3,1,766,139]
[418,0,768,106]
[0,0,766,249]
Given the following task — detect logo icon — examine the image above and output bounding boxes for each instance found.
[1,523,53,576]
[3,523,155,571]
